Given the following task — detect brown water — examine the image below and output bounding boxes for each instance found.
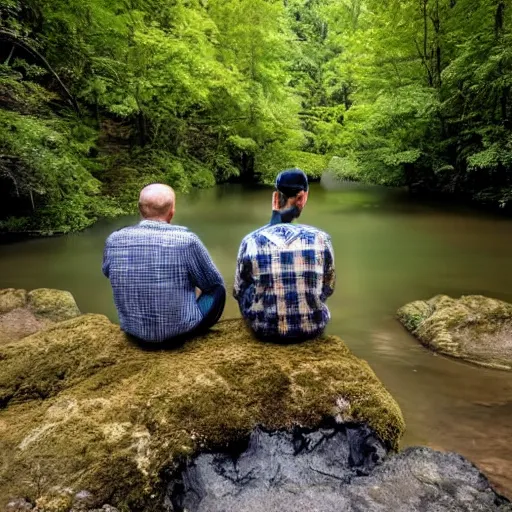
[1,181,512,496]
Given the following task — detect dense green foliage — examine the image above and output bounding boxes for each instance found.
[301,0,511,206]
[0,0,510,232]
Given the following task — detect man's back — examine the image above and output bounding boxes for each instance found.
[234,223,335,339]
[103,220,223,342]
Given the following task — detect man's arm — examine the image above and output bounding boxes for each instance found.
[187,235,224,292]
[233,239,252,302]
[321,235,336,302]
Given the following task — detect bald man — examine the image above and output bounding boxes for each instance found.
[102,184,225,343]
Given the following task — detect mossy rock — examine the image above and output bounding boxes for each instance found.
[28,288,81,322]
[0,288,27,313]
[0,288,81,345]
[398,295,512,370]
[0,315,404,511]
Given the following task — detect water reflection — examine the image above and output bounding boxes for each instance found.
[1,182,512,496]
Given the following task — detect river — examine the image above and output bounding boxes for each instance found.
[1,180,512,497]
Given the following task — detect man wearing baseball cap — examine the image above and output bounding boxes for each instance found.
[234,168,336,340]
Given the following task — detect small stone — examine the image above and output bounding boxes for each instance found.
[5,498,33,511]
[73,490,95,509]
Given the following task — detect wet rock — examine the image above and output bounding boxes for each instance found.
[174,427,512,512]
[0,316,404,510]
[0,288,81,344]
[398,295,512,370]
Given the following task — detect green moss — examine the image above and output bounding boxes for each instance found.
[27,289,81,322]
[0,315,404,510]
[0,289,27,314]
[398,295,512,371]
[396,300,432,332]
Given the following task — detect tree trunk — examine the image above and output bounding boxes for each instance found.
[495,0,508,124]
[0,30,80,113]
[137,111,147,147]
[495,0,505,37]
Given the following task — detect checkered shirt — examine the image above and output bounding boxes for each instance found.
[102,220,224,342]
[234,223,335,338]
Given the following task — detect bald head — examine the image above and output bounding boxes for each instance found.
[139,184,176,222]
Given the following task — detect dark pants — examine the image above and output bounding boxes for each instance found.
[254,329,322,344]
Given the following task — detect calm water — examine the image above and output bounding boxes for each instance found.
[1,180,512,496]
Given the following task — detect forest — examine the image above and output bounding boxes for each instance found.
[0,0,510,233]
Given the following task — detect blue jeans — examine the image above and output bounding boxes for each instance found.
[194,284,226,334]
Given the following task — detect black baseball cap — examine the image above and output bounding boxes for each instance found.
[275,168,309,197]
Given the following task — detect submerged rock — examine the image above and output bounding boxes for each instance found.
[174,427,511,512]
[398,295,512,370]
[0,288,80,344]
[0,314,404,510]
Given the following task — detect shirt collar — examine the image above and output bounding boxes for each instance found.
[257,223,304,247]
[138,220,188,231]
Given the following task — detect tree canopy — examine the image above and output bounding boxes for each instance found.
[0,0,510,232]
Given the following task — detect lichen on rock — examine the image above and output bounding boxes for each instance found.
[0,314,404,511]
[398,295,512,370]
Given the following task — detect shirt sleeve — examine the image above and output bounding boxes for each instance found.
[321,235,336,302]
[233,238,252,302]
[102,238,111,278]
[187,235,224,292]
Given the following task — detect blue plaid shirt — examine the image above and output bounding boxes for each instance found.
[234,223,336,338]
[102,220,224,342]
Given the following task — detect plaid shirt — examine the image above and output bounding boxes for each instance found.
[234,223,335,338]
[102,220,224,342]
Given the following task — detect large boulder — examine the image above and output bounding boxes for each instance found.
[398,295,512,370]
[0,288,81,345]
[175,428,512,512]
[0,315,405,511]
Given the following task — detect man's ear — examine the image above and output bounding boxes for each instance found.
[296,191,308,210]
